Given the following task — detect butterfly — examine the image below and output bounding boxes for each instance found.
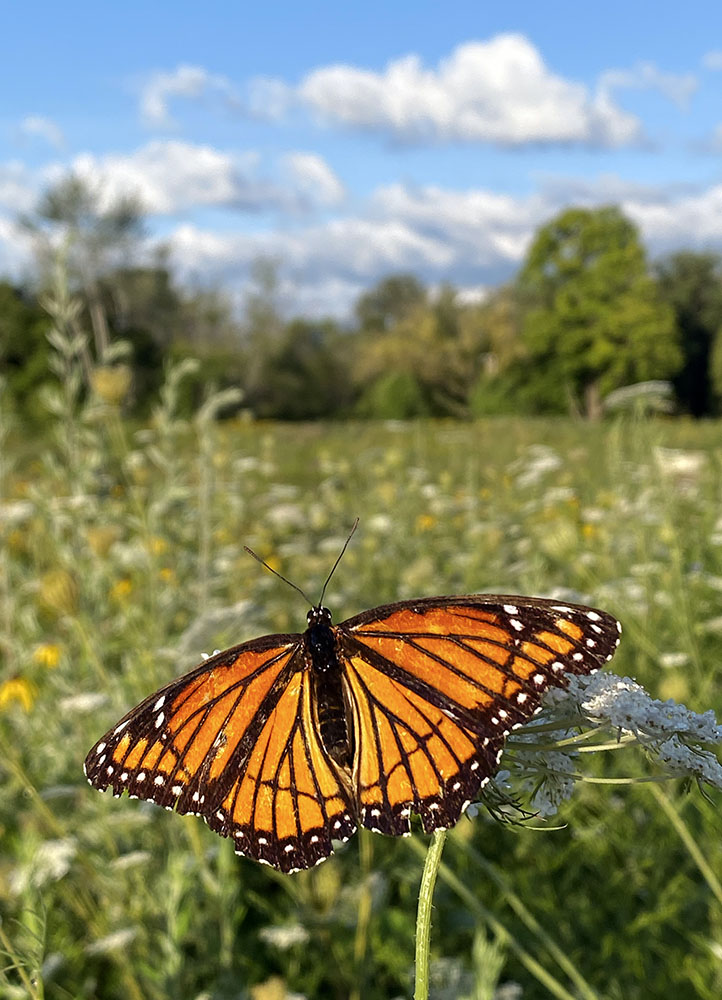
[85,536,621,873]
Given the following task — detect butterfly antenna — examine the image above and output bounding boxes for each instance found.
[318,518,359,607]
[243,546,313,606]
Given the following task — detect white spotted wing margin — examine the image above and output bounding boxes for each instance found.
[83,633,356,874]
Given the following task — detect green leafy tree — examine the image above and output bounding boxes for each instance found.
[250,318,349,419]
[354,293,478,417]
[518,206,681,419]
[654,251,722,416]
[355,274,427,332]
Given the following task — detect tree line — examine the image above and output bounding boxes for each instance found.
[3,175,722,423]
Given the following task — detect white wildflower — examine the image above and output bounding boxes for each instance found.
[10,838,77,894]
[525,752,578,818]
[509,445,562,488]
[267,502,305,529]
[59,692,109,713]
[559,673,722,745]
[259,923,310,950]
[656,736,722,789]
[86,928,137,955]
[110,851,151,870]
[659,652,690,670]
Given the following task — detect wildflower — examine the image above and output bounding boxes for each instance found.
[148,536,168,556]
[416,513,436,532]
[10,838,77,893]
[33,643,61,669]
[110,578,133,601]
[159,567,175,583]
[0,676,36,712]
[85,929,137,956]
[259,923,310,950]
[91,364,132,406]
[59,692,108,713]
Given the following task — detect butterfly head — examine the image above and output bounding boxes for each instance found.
[307,606,333,627]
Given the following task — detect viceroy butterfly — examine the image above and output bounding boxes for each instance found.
[85,538,622,873]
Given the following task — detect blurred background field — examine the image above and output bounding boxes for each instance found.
[4,7,722,998]
[3,354,722,998]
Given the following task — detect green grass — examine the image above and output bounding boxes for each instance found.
[2,347,722,999]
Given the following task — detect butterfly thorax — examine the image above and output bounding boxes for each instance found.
[305,606,354,771]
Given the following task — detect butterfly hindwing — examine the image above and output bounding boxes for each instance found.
[206,666,355,872]
[337,595,621,836]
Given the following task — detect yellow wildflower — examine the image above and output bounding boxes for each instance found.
[110,578,133,601]
[91,364,132,405]
[0,677,36,712]
[148,536,168,556]
[159,568,175,583]
[33,643,61,669]
[416,513,436,532]
[582,522,597,539]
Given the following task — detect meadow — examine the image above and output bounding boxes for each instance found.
[2,342,722,999]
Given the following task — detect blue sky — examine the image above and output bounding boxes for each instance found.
[3,1,722,316]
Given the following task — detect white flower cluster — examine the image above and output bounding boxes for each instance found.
[559,672,722,747]
[502,673,722,817]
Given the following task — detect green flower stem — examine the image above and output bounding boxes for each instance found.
[409,836,580,1000]
[414,829,447,1000]
[650,784,722,906]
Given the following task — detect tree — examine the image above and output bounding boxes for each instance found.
[354,293,478,417]
[354,274,426,332]
[518,206,681,419]
[251,318,349,419]
[654,251,722,416]
[22,174,144,359]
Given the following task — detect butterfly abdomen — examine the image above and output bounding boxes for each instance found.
[305,616,354,771]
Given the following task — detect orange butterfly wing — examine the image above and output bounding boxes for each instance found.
[336,596,621,836]
[86,593,621,872]
[84,634,355,872]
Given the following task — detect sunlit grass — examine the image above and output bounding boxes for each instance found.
[2,299,722,998]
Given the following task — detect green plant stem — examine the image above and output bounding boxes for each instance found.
[414,829,447,1000]
[409,837,581,1000]
[650,783,722,906]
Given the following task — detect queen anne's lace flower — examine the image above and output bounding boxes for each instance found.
[502,673,722,815]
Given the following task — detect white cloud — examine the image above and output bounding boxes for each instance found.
[0,161,40,213]
[703,51,722,71]
[599,62,698,109]
[0,215,35,278]
[68,141,344,215]
[165,175,722,317]
[18,115,65,149]
[295,35,642,147]
[139,65,240,128]
[281,152,345,207]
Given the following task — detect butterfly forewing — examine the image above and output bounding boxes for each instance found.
[337,595,621,837]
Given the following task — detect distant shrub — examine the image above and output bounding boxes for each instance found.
[356,371,431,419]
